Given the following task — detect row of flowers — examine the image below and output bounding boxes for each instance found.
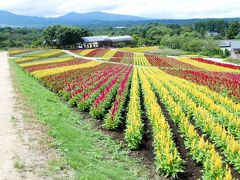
[66,73,111,107]
[90,67,132,119]
[21,57,75,68]
[191,57,240,70]
[164,69,240,101]
[117,46,158,53]
[124,67,144,149]
[77,66,129,111]
[158,69,240,172]
[176,57,239,73]
[101,49,118,61]
[138,68,184,177]
[133,53,150,66]
[15,49,64,64]
[120,52,134,64]
[9,49,32,56]
[169,77,240,139]
[85,48,109,57]
[145,54,203,70]
[41,63,116,92]
[66,65,125,99]
[103,66,133,129]
[31,61,102,78]
[144,67,233,179]
[24,59,89,73]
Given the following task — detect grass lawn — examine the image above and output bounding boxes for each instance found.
[224,58,240,65]
[10,60,151,179]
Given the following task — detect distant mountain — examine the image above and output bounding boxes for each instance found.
[0,10,239,28]
[0,10,50,28]
[0,10,152,28]
[57,12,150,21]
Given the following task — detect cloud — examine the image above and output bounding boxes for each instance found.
[0,0,239,18]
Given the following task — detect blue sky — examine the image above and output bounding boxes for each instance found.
[0,0,239,19]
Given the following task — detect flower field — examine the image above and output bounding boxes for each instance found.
[175,57,240,73]
[11,48,240,179]
[117,46,159,53]
[71,48,240,72]
[15,49,65,64]
[9,49,32,56]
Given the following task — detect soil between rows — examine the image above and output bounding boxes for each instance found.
[155,93,203,180]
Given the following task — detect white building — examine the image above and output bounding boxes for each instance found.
[80,35,133,49]
[218,40,240,58]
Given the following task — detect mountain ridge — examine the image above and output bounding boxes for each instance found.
[0,10,239,28]
[56,11,151,21]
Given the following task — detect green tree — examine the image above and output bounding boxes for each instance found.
[224,49,231,57]
[43,25,90,49]
[227,21,240,39]
[0,27,42,49]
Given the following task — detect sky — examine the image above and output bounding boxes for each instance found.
[0,0,239,19]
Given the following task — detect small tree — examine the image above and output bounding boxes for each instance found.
[224,49,231,57]
[235,33,240,40]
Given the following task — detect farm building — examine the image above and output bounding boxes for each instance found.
[80,35,133,48]
[219,40,240,58]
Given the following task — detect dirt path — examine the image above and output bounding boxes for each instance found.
[0,51,21,179]
[62,50,124,65]
[0,52,72,180]
[205,57,240,66]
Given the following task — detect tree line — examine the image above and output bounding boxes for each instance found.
[2,20,240,57]
[0,27,43,49]
[194,20,240,39]
[0,25,90,50]
[93,20,240,57]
